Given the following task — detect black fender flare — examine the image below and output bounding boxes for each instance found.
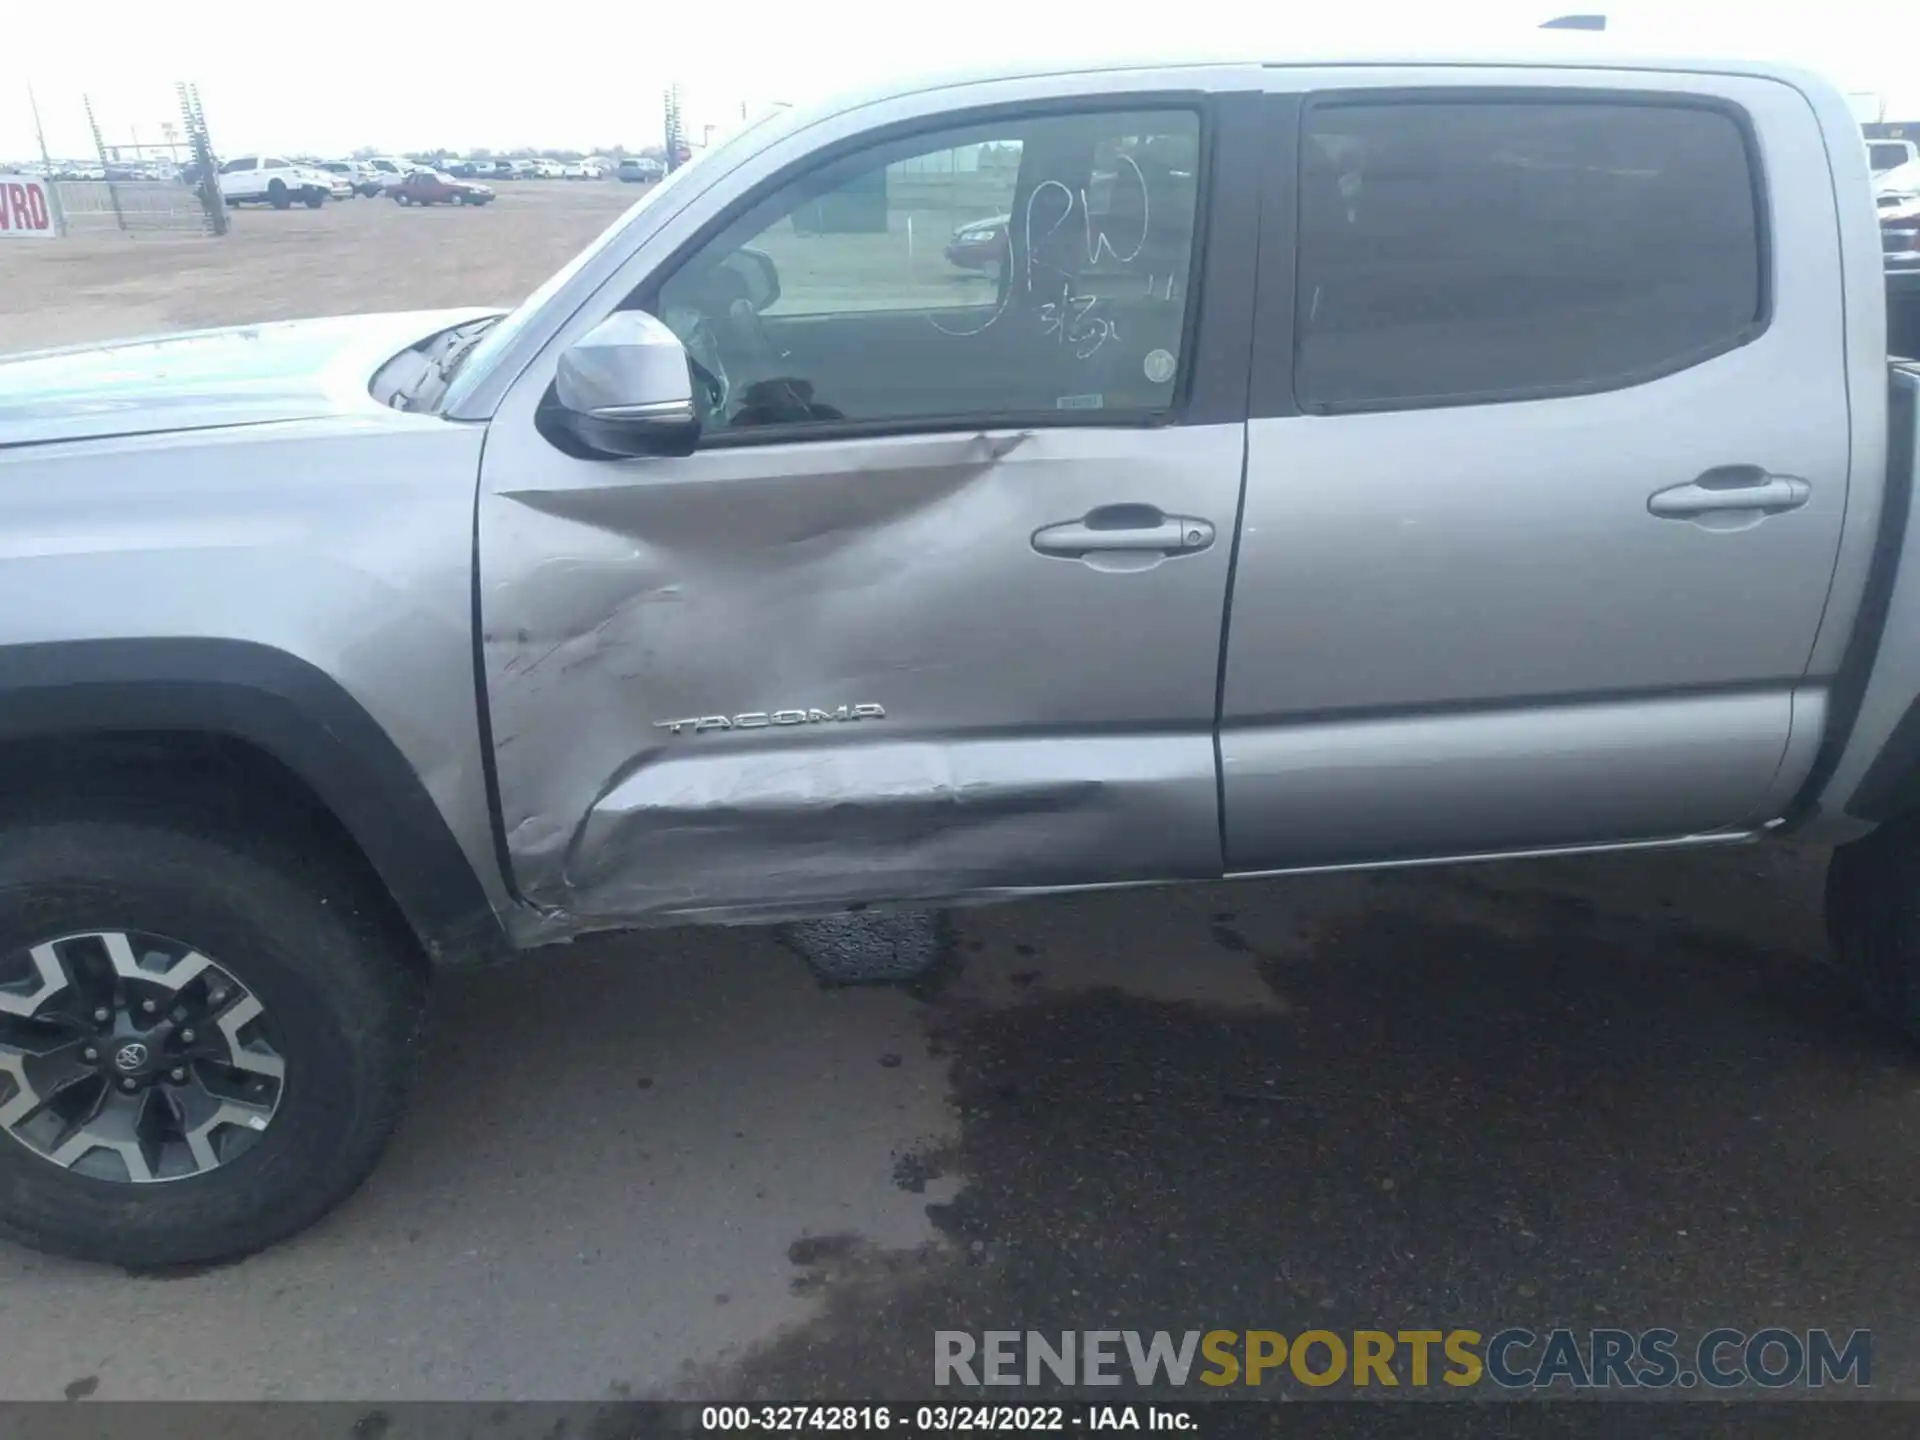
[0,638,508,963]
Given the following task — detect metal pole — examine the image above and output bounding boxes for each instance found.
[25,83,66,237]
[178,83,227,237]
[83,94,126,233]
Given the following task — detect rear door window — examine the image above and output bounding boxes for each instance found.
[1294,97,1766,412]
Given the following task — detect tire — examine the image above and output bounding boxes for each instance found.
[0,812,427,1267]
[303,190,324,209]
[1829,819,1920,1041]
[395,192,410,205]
[267,179,290,210]
[450,192,464,206]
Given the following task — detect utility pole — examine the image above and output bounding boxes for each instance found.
[663,83,685,171]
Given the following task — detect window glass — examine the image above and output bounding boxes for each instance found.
[1295,99,1764,411]
[220,158,255,174]
[653,108,1201,433]
[1871,142,1912,171]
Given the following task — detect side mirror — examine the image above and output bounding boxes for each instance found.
[549,311,700,459]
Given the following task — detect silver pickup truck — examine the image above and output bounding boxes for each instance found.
[0,50,1914,1266]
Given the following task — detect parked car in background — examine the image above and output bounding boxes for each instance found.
[1879,156,1920,204]
[358,156,413,191]
[616,156,664,182]
[561,160,607,179]
[390,169,494,206]
[318,169,356,201]
[944,213,1010,271]
[1871,139,1920,178]
[320,161,384,198]
[216,155,333,209]
[527,158,566,179]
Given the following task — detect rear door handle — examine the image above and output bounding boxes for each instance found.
[1648,466,1811,519]
[1031,505,1215,558]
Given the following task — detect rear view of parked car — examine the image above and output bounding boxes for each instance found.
[317,161,382,197]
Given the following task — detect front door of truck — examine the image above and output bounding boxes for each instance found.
[477,85,1263,924]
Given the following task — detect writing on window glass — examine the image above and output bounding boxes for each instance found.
[929,149,1159,359]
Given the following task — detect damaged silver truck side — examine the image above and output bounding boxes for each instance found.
[1,50,1918,1266]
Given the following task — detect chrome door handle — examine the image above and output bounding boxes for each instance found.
[1648,466,1811,518]
[1031,505,1215,558]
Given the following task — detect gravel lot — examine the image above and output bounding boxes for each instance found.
[0,180,638,353]
[0,182,1914,1415]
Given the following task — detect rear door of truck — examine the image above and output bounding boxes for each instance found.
[1218,67,1853,870]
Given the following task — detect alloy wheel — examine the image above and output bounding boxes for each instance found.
[0,931,285,1183]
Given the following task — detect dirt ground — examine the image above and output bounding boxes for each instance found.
[0,178,1915,1420]
[0,180,638,354]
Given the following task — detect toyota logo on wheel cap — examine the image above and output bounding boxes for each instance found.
[112,1042,149,1072]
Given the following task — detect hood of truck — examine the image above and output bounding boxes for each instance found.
[0,308,502,448]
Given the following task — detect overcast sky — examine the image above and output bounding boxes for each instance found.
[7,0,1919,162]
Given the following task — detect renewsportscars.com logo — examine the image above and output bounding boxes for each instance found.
[933,1328,1872,1391]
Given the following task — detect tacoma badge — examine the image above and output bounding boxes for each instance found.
[653,704,886,736]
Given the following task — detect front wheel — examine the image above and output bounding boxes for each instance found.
[303,190,324,209]
[0,815,426,1266]
[394,192,410,205]
[267,179,290,210]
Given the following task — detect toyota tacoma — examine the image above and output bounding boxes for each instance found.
[1,51,1917,1266]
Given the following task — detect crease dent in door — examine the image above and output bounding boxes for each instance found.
[562,734,1211,922]
[481,427,1224,926]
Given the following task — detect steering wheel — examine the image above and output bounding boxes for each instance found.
[660,264,784,427]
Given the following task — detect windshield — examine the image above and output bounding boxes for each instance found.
[440,106,789,413]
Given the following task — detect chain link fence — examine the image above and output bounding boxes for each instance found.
[28,83,227,237]
[51,179,213,235]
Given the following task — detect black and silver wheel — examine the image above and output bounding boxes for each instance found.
[0,814,425,1266]
[1,931,284,1183]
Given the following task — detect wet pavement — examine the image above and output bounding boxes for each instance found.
[1,840,1916,1408]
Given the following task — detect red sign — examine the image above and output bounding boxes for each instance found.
[0,175,58,239]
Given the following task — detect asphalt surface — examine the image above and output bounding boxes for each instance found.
[2,839,1916,1410]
